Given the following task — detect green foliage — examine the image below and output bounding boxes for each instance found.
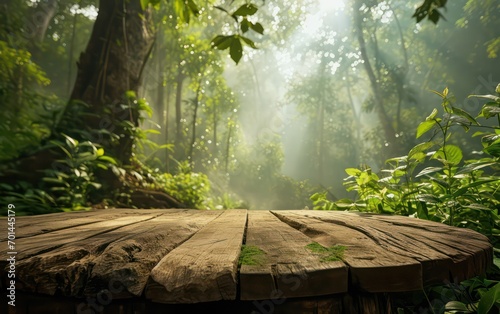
[0,185,59,216]
[413,0,448,24]
[211,3,264,64]
[239,245,266,266]
[395,276,500,313]
[305,242,346,262]
[41,134,117,210]
[205,192,245,210]
[1,134,118,214]
[313,86,500,312]
[229,137,316,209]
[156,161,211,208]
[314,87,500,241]
[0,40,57,161]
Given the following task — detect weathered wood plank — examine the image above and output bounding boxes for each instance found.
[146,209,247,303]
[8,210,221,298]
[0,212,163,262]
[363,214,493,282]
[271,210,424,292]
[84,210,222,297]
[304,210,493,283]
[240,211,348,300]
[0,209,181,240]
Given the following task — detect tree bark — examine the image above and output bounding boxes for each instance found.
[189,84,201,163]
[32,0,58,43]
[174,68,186,148]
[353,0,396,145]
[69,0,155,165]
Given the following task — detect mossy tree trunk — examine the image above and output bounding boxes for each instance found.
[69,0,155,166]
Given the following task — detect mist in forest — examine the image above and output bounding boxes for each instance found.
[215,0,499,209]
[1,0,499,211]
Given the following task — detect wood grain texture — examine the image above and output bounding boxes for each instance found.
[272,210,425,292]
[240,211,348,300]
[0,208,492,307]
[146,209,247,303]
[85,210,222,297]
[272,210,492,292]
[0,211,164,261]
[303,210,492,284]
[5,210,219,298]
[0,209,177,240]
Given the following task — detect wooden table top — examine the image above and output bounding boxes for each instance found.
[0,209,493,304]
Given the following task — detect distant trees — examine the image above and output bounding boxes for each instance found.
[0,0,498,210]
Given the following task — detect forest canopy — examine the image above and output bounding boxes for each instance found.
[0,0,499,213]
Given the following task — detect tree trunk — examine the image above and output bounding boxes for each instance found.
[174,69,186,145]
[32,0,58,43]
[70,0,155,165]
[353,0,396,145]
[67,12,78,97]
[189,84,201,163]
[213,103,218,154]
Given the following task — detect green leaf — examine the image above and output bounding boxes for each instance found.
[470,94,500,102]
[428,9,442,24]
[416,194,441,204]
[174,0,190,23]
[62,133,78,148]
[335,199,356,208]
[426,108,438,121]
[240,18,249,33]
[415,167,443,178]
[211,35,233,50]
[480,105,500,119]
[233,3,258,16]
[416,120,436,138]
[442,87,449,97]
[144,129,161,135]
[229,37,243,64]
[187,0,200,16]
[478,282,500,314]
[452,107,478,125]
[446,113,471,131]
[97,156,118,165]
[240,36,257,49]
[140,0,149,10]
[50,140,72,159]
[250,22,264,34]
[457,161,497,174]
[451,179,497,197]
[445,301,473,312]
[430,177,450,189]
[430,89,445,98]
[432,145,463,166]
[345,168,362,176]
[484,143,500,157]
[465,204,493,211]
[408,142,436,159]
[42,177,70,187]
[416,201,429,219]
[214,5,229,14]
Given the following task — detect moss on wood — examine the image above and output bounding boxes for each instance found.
[305,242,346,262]
[239,245,266,266]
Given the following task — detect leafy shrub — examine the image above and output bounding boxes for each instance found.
[312,86,500,243]
[312,85,500,313]
[0,40,58,161]
[42,134,118,210]
[1,134,118,214]
[156,161,211,208]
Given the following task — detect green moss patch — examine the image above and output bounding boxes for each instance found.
[239,245,266,266]
[306,242,346,262]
